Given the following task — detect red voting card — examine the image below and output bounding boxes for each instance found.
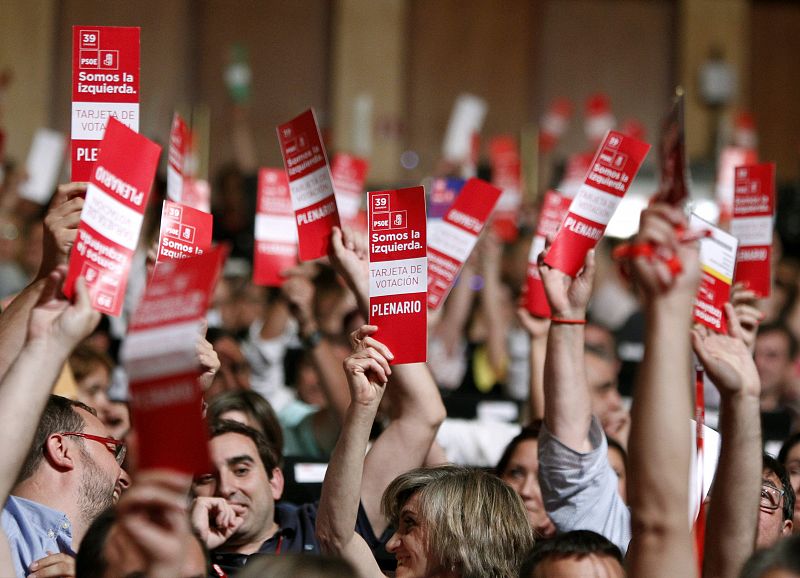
[331,153,369,230]
[525,190,572,318]
[71,26,140,181]
[253,168,298,286]
[489,136,522,242]
[167,113,190,203]
[427,178,501,310]
[369,187,427,364]
[651,90,690,207]
[691,215,739,333]
[731,162,775,297]
[157,200,213,262]
[539,98,573,154]
[276,109,340,261]
[544,131,651,277]
[64,117,160,316]
[124,247,226,474]
[716,146,758,223]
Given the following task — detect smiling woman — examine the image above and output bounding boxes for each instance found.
[381,466,533,578]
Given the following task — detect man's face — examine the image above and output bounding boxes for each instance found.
[530,554,625,578]
[74,409,130,525]
[757,469,793,549]
[193,433,281,547]
[585,352,624,431]
[755,331,792,396]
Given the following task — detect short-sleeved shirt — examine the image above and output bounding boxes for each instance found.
[538,417,631,554]
[209,501,390,575]
[1,496,75,577]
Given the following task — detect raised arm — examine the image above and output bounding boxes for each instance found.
[516,308,550,421]
[694,304,762,578]
[316,325,390,578]
[626,205,699,578]
[0,268,99,576]
[328,226,446,536]
[0,183,85,380]
[538,248,596,451]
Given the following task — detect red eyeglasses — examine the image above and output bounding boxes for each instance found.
[60,432,127,465]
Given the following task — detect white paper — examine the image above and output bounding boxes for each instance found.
[442,94,487,163]
[19,129,66,204]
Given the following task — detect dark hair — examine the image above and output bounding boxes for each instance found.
[207,390,284,465]
[69,344,114,382]
[778,432,800,466]
[17,395,96,484]
[209,420,280,478]
[496,421,542,477]
[519,530,623,577]
[76,506,209,578]
[763,454,795,522]
[757,322,799,360]
[739,534,800,578]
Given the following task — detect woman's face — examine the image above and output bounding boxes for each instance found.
[500,439,556,538]
[386,493,453,578]
[76,365,111,416]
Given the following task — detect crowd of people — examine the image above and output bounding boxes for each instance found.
[1,76,800,578]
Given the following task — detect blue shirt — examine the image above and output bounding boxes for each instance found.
[1,496,75,577]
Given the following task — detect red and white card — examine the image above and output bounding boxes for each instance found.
[71,26,140,181]
[691,214,739,333]
[123,246,226,474]
[276,109,340,261]
[427,178,501,310]
[731,162,775,297]
[544,131,651,277]
[167,113,191,203]
[525,190,572,317]
[489,136,522,242]
[253,168,298,286]
[157,200,212,262]
[715,146,758,222]
[369,186,427,364]
[331,153,369,230]
[64,117,160,316]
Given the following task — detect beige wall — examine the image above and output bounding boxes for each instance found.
[679,0,750,159]
[0,0,55,163]
[331,0,408,185]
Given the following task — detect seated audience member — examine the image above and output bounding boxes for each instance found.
[2,395,130,575]
[779,432,800,533]
[758,454,795,549]
[740,535,800,578]
[495,423,557,538]
[518,530,625,578]
[238,553,356,578]
[316,326,533,577]
[76,471,208,578]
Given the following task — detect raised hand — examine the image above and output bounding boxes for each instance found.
[281,266,317,329]
[538,241,596,319]
[730,283,763,353]
[196,322,220,392]
[516,307,550,339]
[38,182,87,279]
[629,204,700,300]
[692,303,760,399]
[329,226,369,313]
[344,325,393,408]
[27,266,100,349]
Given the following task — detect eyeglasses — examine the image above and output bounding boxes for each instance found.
[60,432,127,465]
[760,483,785,511]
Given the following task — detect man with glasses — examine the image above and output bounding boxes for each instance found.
[757,455,795,549]
[1,395,130,576]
